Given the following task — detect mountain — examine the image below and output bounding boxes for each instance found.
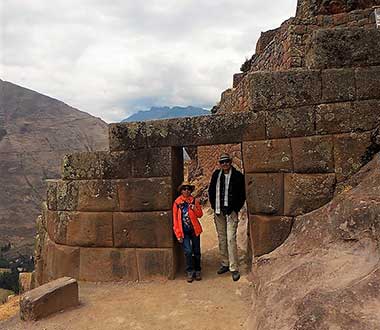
[122,106,210,122]
[0,79,108,256]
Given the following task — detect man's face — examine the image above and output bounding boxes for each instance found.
[219,159,232,171]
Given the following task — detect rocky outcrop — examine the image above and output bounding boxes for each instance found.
[0,80,108,254]
[249,154,380,329]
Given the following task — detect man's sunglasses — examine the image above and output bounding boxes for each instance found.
[219,160,231,165]
[181,186,192,191]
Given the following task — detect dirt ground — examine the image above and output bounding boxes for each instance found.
[0,208,252,330]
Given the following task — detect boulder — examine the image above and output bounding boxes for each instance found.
[249,154,380,330]
[20,277,79,321]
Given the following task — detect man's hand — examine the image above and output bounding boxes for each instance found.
[178,238,183,243]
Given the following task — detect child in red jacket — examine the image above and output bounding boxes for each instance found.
[173,181,203,282]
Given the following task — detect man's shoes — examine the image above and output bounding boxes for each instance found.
[187,272,194,283]
[231,271,240,282]
[217,265,229,275]
[195,271,202,281]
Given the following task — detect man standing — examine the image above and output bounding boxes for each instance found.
[208,153,246,281]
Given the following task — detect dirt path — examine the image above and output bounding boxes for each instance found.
[0,208,252,330]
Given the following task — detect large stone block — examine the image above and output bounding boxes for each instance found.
[249,215,293,257]
[243,139,293,173]
[266,106,316,139]
[56,180,120,211]
[62,152,111,180]
[46,180,58,210]
[109,111,266,150]
[356,66,380,101]
[79,248,138,282]
[46,210,66,245]
[284,173,336,216]
[117,177,172,212]
[62,148,174,180]
[136,248,175,280]
[316,100,380,135]
[321,68,356,103]
[306,27,380,69]
[45,240,80,281]
[291,136,334,173]
[334,132,373,182]
[19,272,33,294]
[20,277,79,321]
[77,180,118,211]
[249,70,321,110]
[246,173,284,215]
[114,211,173,248]
[56,180,79,211]
[63,212,113,247]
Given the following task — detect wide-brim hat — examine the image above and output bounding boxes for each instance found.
[219,153,232,162]
[178,181,195,192]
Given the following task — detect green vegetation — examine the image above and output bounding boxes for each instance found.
[0,269,19,293]
[240,57,251,73]
[0,243,33,294]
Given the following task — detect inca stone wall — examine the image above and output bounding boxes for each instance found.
[35,0,380,283]
[35,147,184,283]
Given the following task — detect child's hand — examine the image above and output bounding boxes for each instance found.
[178,238,183,243]
[190,204,195,210]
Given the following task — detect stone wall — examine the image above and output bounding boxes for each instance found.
[217,27,380,113]
[215,2,378,114]
[35,3,380,282]
[35,148,184,284]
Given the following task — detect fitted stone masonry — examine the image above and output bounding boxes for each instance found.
[35,23,380,284]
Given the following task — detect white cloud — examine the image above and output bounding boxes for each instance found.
[1,0,298,122]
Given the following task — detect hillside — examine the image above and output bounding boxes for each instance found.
[0,79,108,257]
[123,106,210,122]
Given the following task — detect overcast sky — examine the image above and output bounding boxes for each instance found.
[1,0,297,123]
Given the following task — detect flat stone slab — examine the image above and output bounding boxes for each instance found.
[20,277,79,321]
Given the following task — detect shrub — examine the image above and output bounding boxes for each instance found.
[0,269,19,293]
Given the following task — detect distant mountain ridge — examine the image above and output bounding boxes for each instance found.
[123,106,210,122]
[0,79,108,256]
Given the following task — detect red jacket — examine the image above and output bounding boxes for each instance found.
[172,195,203,239]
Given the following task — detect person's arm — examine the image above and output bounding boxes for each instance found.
[172,202,183,242]
[193,198,203,218]
[208,171,217,209]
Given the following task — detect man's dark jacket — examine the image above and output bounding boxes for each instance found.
[208,166,246,215]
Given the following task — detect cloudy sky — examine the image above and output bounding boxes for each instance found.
[1,0,297,123]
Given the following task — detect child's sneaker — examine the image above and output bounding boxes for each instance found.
[195,271,202,281]
[187,272,194,283]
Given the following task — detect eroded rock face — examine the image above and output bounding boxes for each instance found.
[296,0,380,18]
[249,154,380,329]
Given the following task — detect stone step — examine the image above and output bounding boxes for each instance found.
[306,27,380,69]
[20,277,79,321]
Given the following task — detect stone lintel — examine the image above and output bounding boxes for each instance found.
[109,111,266,151]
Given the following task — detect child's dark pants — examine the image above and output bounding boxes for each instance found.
[182,232,201,273]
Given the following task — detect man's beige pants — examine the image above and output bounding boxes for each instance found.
[214,211,239,272]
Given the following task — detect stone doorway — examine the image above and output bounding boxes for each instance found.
[177,143,251,276]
